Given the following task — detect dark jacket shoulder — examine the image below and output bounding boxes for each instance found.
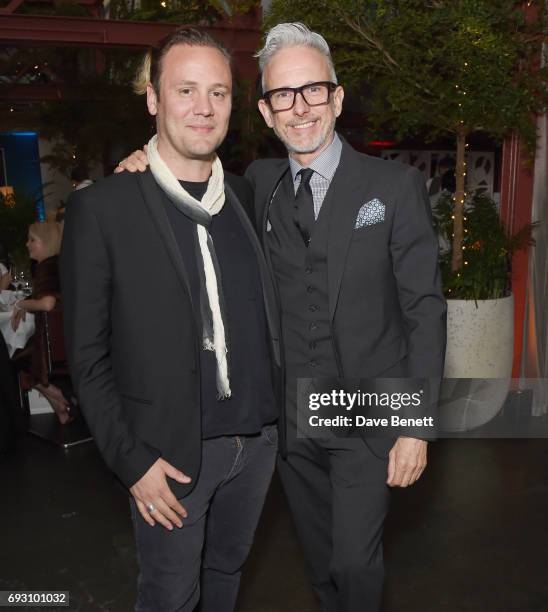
[225,171,253,203]
[225,170,255,222]
[245,158,288,187]
[345,145,424,185]
[66,170,141,214]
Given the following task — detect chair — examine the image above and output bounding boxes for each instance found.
[43,307,70,377]
[19,306,93,448]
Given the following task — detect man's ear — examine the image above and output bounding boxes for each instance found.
[258,99,274,128]
[146,83,158,116]
[333,85,344,119]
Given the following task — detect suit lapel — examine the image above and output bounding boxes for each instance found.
[327,142,373,320]
[260,162,290,249]
[136,171,193,306]
[258,163,290,313]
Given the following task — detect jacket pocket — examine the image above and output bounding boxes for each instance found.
[120,392,153,405]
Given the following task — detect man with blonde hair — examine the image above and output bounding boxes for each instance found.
[61,27,280,612]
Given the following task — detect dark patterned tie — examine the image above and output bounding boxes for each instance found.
[294,168,315,246]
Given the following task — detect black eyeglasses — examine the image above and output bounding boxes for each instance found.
[262,81,338,112]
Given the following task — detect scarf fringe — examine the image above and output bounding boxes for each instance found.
[147,134,231,399]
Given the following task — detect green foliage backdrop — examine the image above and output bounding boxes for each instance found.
[433,191,537,299]
[0,191,37,266]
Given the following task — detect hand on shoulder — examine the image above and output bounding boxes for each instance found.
[114,145,149,174]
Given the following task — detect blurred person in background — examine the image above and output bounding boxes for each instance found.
[0,242,12,290]
[11,221,71,424]
[70,165,93,191]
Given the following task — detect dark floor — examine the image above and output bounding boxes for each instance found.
[3,425,548,612]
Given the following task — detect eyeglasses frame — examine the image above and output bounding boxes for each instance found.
[262,81,339,113]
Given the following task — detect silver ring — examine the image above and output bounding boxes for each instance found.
[146,503,156,513]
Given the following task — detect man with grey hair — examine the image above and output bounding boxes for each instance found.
[117,21,446,612]
[245,22,446,612]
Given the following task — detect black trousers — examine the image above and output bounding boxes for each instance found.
[130,425,277,612]
[279,388,390,612]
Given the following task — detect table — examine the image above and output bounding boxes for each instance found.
[0,291,35,357]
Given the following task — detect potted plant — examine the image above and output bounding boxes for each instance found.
[0,189,36,273]
[432,190,536,429]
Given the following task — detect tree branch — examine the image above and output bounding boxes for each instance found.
[327,3,436,97]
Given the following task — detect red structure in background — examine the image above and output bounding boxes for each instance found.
[500,133,536,377]
[499,1,541,377]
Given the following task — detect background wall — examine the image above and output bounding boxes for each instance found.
[0,131,44,218]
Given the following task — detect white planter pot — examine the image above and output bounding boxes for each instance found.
[440,295,514,432]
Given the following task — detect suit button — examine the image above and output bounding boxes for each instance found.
[308,304,318,312]
[309,323,318,331]
[309,341,317,350]
[305,267,313,274]
[309,359,318,368]
[307,285,315,293]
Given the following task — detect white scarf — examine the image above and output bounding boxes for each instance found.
[147,134,231,399]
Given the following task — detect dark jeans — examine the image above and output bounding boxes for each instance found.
[279,390,390,612]
[130,425,278,612]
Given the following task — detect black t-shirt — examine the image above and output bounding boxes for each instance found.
[162,179,276,439]
[181,179,208,202]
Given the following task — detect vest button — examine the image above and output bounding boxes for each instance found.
[305,267,313,274]
[308,304,318,312]
[307,285,315,293]
[309,323,318,331]
[309,359,318,368]
[309,341,317,350]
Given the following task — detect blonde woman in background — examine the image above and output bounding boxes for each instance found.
[11,221,71,424]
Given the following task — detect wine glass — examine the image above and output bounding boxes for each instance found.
[19,271,32,297]
[11,268,28,299]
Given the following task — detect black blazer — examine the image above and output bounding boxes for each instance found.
[60,170,280,498]
[246,139,446,437]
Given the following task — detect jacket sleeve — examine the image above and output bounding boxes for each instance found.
[59,192,160,488]
[391,166,447,377]
[390,167,447,437]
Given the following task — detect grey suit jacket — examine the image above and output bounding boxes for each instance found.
[246,139,447,446]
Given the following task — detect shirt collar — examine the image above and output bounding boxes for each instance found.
[289,132,342,183]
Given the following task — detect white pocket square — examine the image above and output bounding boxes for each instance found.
[355,198,385,229]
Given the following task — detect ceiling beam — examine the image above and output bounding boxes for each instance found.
[0,13,260,52]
